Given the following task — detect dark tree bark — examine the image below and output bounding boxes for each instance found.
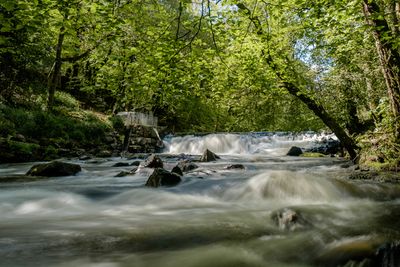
[363,0,400,140]
[47,26,65,111]
[235,2,358,159]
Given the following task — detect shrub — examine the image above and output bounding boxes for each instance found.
[8,140,40,161]
[109,115,125,133]
[0,118,15,137]
[54,91,80,109]
[43,145,58,160]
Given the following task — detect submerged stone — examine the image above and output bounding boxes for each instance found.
[26,161,81,177]
[226,164,245,170]
[114,167,137,177]
[112,162,131,167]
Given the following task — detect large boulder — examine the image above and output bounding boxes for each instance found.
[200,149,220,162]
[144,154,163,168]
[145,168,181,187]
[26,161,81,177]
[286,146,303,156]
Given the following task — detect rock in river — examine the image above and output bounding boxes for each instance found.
[272,208,310,231]
[200,149,220,162]
[286,146,303,156]
[144,154,163,168]
[26,161,81,177]
[145,168,181,187]
[177,160,199,172]
[226,164,245,170]
[171,166,183,176]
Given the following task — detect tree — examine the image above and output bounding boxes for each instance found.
[362,0,400,140]
[233,1,359,159]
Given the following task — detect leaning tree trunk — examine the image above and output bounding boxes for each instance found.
[283,81,358,160]
[363,0,400,140]
[236,2,358,159]
[47,26,65,111]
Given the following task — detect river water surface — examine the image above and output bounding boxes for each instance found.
[1,133,400,267]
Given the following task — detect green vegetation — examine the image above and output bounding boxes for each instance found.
[1,0,400,167]
[0,92,115,162]
[0,104,110,146]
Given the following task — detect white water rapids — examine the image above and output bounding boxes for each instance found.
[0,132,400,267]
[163,132,337,155]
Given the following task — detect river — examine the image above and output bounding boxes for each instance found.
[1,132,400,267]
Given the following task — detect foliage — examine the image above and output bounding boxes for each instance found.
[54,91,80,109]
[109,115,125,133]
[1,0,400,163]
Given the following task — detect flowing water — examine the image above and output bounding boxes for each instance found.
[1,133,400,267]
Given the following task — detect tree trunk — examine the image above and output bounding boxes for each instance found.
[363,0,400,140]
[47,26,65,111]
[388,0,400,37]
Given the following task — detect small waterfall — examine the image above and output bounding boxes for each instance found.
[163,132,337,155]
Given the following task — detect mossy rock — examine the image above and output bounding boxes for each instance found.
[27,161,81,177]
[301,152,325,158]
